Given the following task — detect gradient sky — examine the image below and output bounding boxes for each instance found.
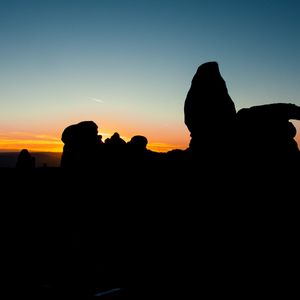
[1,0,300,152]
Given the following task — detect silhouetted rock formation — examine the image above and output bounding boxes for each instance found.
[60,121,103,169]
[236,103,300,170]
[127,135,148,150]
[184,61,236,162]
[104,132,127,149]
[16,149,35,169]
[104,132,127,164]
[184,61,300,178]
[127,135,149,161]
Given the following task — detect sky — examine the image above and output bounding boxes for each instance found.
[0,0,300,152]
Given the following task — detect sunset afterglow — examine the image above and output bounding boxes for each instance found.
[0,130,189,153]
[0,132,63,152]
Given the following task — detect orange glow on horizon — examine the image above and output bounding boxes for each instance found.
[1,124,299,154]
[0,132,63,153]
[0,131,187,153]
[147,142,187,152]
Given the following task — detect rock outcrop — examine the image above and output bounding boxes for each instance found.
[16,149,35,169]
[61,121,102,169]
[236,103,300,169]
[184,61,236,163]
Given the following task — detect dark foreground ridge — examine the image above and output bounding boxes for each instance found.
[1,61,299,298]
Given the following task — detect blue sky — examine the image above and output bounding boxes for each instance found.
[0,0,299,151]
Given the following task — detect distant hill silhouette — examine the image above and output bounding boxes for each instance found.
[0,151,61,168]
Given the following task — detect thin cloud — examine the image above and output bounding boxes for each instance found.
[90,97,104,104]
[0,132,59,141]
